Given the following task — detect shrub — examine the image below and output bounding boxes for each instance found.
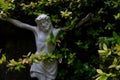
[1,0,120,80]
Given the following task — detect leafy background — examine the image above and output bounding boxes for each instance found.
[0,0,120,80]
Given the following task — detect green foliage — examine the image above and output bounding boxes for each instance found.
[0,54,6,64]
[0,51,63,71]
[0,0,15,11]
[95,33,120,80]
[46,31,56,45]
[1,0,120,80]
[0,0,15,18]
[7,59,26,71]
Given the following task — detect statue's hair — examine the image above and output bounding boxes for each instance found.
[35,14,50,22]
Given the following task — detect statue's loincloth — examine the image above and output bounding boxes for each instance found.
[30,53,58,79]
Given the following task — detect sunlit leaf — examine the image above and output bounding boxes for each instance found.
[115,44,120,51]
[103,43,108,51]
[96,69,103,74]
[115,65,120,70]
[113,58,117,65]
[1,54,6,63]
[108,65,116,69]
[99,76,108,80]
[98,50,106,54]
[95,76,108,80]
[114,13,120,20]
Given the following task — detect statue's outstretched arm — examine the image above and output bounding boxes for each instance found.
[0,15,36,32]
[57,13,94,31]
[75,13,94,28]
[7,18,36,32]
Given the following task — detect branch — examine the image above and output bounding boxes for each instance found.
[75,13,94,28]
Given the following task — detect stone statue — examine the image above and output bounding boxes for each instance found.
[0,14,61,80]
[0,12,94,80]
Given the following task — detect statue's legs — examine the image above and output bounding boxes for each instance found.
[31,72,54,80]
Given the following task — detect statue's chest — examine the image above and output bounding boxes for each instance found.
[37,34,49,42]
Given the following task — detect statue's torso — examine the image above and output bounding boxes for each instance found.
[30,26,60,79]
[35,30,57,54]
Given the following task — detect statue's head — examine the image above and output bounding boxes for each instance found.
[35,14,52,31]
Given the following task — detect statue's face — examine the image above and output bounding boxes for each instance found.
[39,19,51,31]
[35,14,51,32]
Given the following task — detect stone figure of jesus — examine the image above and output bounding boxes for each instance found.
[0,12,94,80]
[0,14,61,80]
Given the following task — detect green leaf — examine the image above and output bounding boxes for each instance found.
[98,50,106,54]
[98,8,104,14]
[103,43,107,51]
[46,31,56,45]
[50,31,54,39]
[96,76,108,80]
[96,69,103,74]
[116,65,120,70]
[113,58,117,65]
[115,44,120,52]
[108,65,116,69]
[113,31,118,38]
[1,54,6,63]
[114,13,120,20]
